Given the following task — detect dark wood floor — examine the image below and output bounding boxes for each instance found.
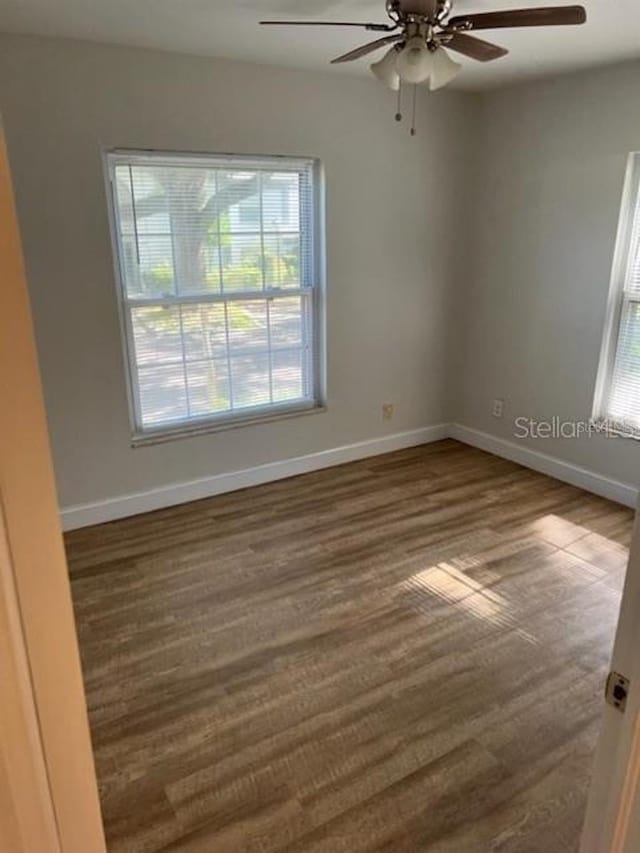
[66,440,633,853]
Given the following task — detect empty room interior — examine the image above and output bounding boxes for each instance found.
[4,1,640,851]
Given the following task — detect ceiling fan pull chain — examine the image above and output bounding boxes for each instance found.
[410,83,417,136]
[395,81,403,122]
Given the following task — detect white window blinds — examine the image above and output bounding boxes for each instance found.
[106,151,322,439]
[595,154,640,435]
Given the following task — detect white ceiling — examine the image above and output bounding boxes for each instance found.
[0,0,637,90]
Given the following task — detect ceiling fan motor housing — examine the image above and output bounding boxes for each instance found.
[387,0,452,25]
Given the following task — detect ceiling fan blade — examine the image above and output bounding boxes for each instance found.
[446,32,509,62]
[260,21,395,32]
[449,5,587,30]
[330,35,402,64]
[397,0,439,16]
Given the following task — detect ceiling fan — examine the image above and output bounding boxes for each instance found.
[260,1,587,132]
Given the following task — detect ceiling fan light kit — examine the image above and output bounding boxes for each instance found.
[261,1,587,134]
[370,46,401,91]
[429,46,463,90]
[395,36,433,83]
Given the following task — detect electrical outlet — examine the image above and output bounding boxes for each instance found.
[382,403,394,421]
[492,398,504,419]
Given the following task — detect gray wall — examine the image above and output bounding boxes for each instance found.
[2,32,638,511]
[457,62,640,486]
[0,34,475,509]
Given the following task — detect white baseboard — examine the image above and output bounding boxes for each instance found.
[450,423,638,509]
[61,424,449,530]
[61,421,638,530]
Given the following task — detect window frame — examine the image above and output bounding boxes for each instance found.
[103,149,326,445]
[593,152,640,440]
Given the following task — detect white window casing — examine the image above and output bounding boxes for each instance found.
[105,150,325,443]
[594,153,640,438]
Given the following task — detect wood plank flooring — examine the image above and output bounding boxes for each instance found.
[66,440,634,852]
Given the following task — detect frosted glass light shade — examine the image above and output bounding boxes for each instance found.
[429,46,462,91]
[396,37,433,84]
[370,46,400,91]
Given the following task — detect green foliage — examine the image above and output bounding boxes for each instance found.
[223,263,263,291]
[206,212,232,249]
[228,304,258,330]
[222,246,299,291]
[139,231,300,296]
[205,269,221,291]
[143,262,174,295]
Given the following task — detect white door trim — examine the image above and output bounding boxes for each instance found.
[0,499,60,852]
[581,504,640,853]
[0,119,106,852]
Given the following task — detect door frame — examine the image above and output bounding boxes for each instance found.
[0,499,60,852]
[581,503,640,852]
[0,119,106,852]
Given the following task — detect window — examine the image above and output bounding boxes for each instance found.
[106,151,323,441]
[594,153,640,437]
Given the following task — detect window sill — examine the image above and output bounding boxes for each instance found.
[130,402,327,447]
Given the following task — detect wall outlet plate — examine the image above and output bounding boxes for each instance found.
[492,399,505,418]
[382,403,394,420]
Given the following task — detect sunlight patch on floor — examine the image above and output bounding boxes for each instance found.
[529,514,592,548]
[401,562,518,631]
